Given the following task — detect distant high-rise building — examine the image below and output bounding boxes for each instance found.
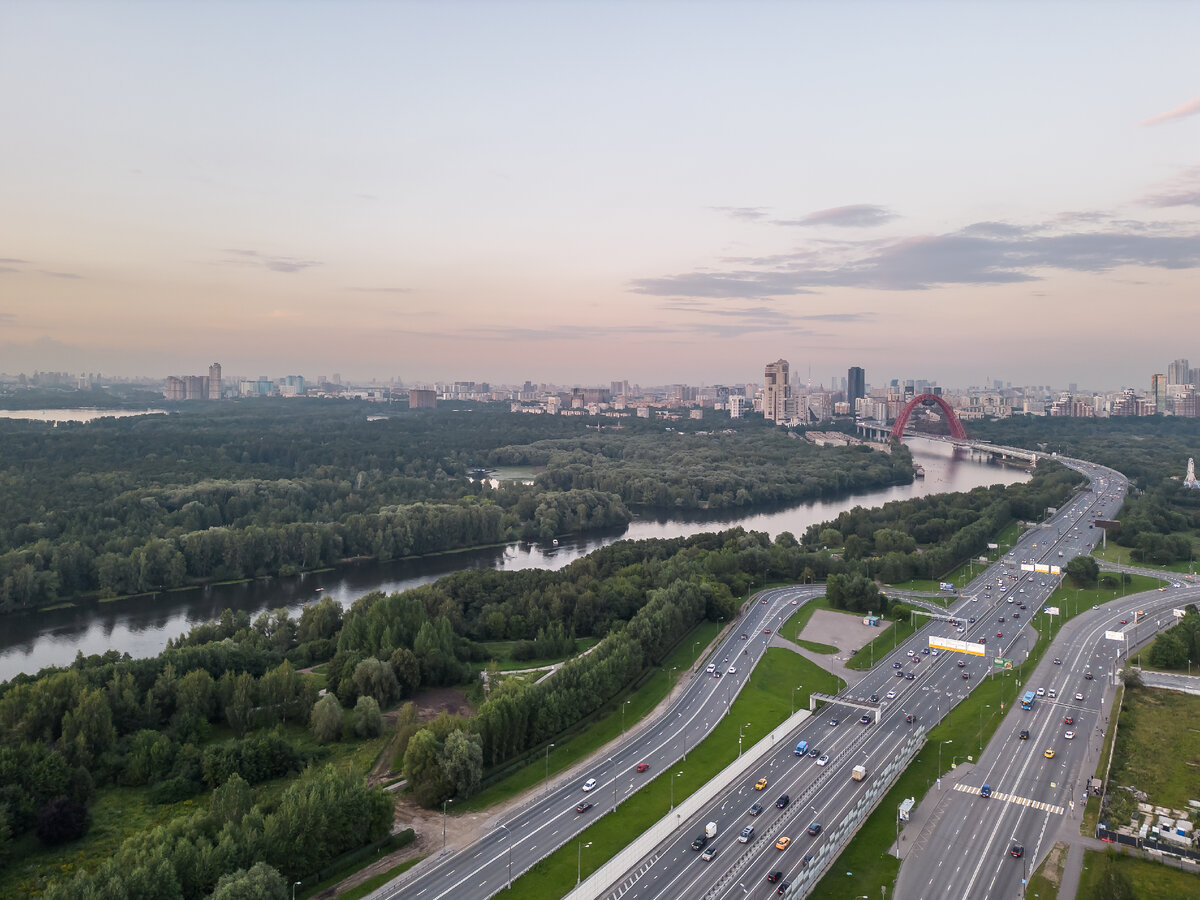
[208,363,222,400]
[1168,358,1190,385]
[1152,374,1167,412]
[728,396,748,418]
[408,389,437,409]
[764,359,791,423]
[847,366,865,407]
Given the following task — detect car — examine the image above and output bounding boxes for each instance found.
[1011,842,1024,858]
[749,802,763,816]
[776,794,790,808]
[907,650,915,657]
[714,671,721,678]
[869,694,879,702]
[791,599,798,604]
[739,825,754,843]
[636,762,649,772]
[741,633,748,640]
[895,669,905,677]
[958,660,966,667]
[1018,603,1027,610]
[998,617,1005,623]
[893,662,903,669]
[1044,748,1055,759]
[767,871,784,883]
[800,854,814,869]
[1053,658,1062,664]
[1075,692,1085,701]
[905,672,915,680]
[728,666,737,674]
[817,754,829,766]
[968,617,976,624]
[962,671,969,679]
[1036,687,1046,697]
[1065,730,1076,739]
[761,597,768,604]
[931,649,939,656]
[905,714,914,723]
[755,778,768,791]
[701,846,717,860]
[776,882,790,895]
[807,823,822,836]
[979,637,986,644]
[776,836,791,850]
[576,801,593,813]
[860,714,871,724]
[828,718,839,726]
[912,656,920,664]
[691,835,707,851]
[1064,716,1075,725]
[706,664,716,674]
[996,632,1003,638]
[1019,729,1029,740]
[807,748,819,758]
[1120,619,1128,625]
[1048,689,1056,698]
[1084,672,1094,680]
[764,628,772,634]
[582,778,597,792]
[922,648,930,655]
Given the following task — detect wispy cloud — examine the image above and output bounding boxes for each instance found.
[220,248,322,273]
[711,206,771,222]
[1140,95,1200,127]
[630,218,1200,297]
[350,286,413,293]
[41,270,81,279]
[1142,166,1200,208]
[0,267,20,275]
[0,257,29,264]
[775,204,897,228]
[0,312,14,322]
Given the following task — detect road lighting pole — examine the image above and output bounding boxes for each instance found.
[500,823,512,889]
[739,722,751,757]
[979,704,990,750]
[622,699,631,735]
[442,798,453,851]
[791,685,803,715]
[939,740,951,782]
[670,771,683,811]
[292,882,301,900]
[693,641,700,672]
[543,742,555,794]
[577,839,592,886]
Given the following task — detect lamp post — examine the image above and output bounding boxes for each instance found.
[693,641,700,672]
[292,882,301,900]
[622,699,631,735]
[791,685,803,715]
[442,798,453,851]
[979,704,990,751]
[670,770,683,811]
[577,839,592,886]
[543,742,555,794]
[939,740,951,781]
[500,823,512,889]
[739,722,751,757]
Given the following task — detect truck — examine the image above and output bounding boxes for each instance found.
[794,740,808,756]
[980,784,991,798]
[851,764,868,782]
[705,821,717,838]
[1021,690,1036,711]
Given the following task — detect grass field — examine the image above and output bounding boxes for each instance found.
[1083,683,1123,836]
[1077,848,1200,900]
[1025,840,1067,900]
[1107,685,1200,812]
[506,647,844,900]
[475,637,602,672]
[845,616,917,670]
[461,620,724,812]
[796,639,838,654]
[330,857,423,899]
[1092,541,1200,576]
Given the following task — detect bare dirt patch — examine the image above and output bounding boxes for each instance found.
[800,607,881,651]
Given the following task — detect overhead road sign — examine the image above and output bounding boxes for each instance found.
[1104,630,1126,642]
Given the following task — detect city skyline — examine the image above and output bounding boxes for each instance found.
[2,2,1198,387]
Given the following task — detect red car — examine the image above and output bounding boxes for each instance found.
[962,672,969,679]
[957,660,966,667]
[636,762,649,772]
[996,632,1003,638]
[764,628,772,634]
[1064,716,1074,725]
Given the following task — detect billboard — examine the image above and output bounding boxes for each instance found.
[1104,630,1126,642]
[1021,564,1035,572]
[929,636,986,657]
[1050,566,1061,575]
[993,657,1014,669]
[987,543,999,550]
[939,582,955,592]
[1035,564,1051,573]
[1043,606,1060,616]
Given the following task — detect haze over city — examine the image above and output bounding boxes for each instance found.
[2,1,1198,388]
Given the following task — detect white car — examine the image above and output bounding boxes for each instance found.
[886,690,897,699]
[816,755,829,766]
[1036,688,1046,697]
[583,778,597,792]
[1064,731,1076,740]
[930,650,939,657]
[727,666,737,675]
[1075,692,1084,701]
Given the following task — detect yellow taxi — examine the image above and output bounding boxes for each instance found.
[755,778,768,791]
[776,836,791,850]
[1044,748,1055,759]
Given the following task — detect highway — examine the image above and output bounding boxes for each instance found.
[380,583,826,900]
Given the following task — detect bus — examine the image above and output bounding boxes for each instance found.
[1021,691,1036,710]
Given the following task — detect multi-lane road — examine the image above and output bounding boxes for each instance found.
[383,454,1190,900]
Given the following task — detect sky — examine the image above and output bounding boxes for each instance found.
[1,1,1198,391]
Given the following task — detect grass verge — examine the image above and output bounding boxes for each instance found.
[460,621,723,812]
[1082,682,1122,836]
[507,647,844,900]
[1026,839,1067,900]
[845,616,917,670]
[797,639,838,654]
[1107,685,1200,811]
[336,857,424,899]
[1078,847,1200,900]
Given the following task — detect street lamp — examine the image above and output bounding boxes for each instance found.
[622,699,631,735]
[979,704,990,750]
[693,641,700,672]
[939,740,951,779]
[500,823,512,889]
[739,722,751,757]
[791,684,803,715]
[292,882,301,900]
[577,839,592,886]
[543,742,555,794]
[442,798,453,851]
[670,770,683,810]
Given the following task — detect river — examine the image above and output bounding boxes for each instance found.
[0,437,1027,681]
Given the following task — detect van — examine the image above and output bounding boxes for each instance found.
[794,740,808,756]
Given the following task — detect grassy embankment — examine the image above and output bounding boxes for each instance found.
[1077,849,1200,899]
[1092,540,1200,575]
[1106,687,1200,812]
[1025,840,1068,900]
[811,571,1164,898]
[460,621,723,812]
[508,647,844,900]
[1082,683,1123,836]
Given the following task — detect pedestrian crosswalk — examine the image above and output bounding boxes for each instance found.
[953,782,1065,815]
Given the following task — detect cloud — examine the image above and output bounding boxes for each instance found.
[40,270,81,279]
[630,218,1200,297]
[775,204,897,228]
[0,312,13,322]
[1140,95,1200,127]
[711,206,771,222]
[220,248,321,274]
[0,267,20,275]
[1142,166,1200,208]
[0,257,29,264]
[350,286,413,293]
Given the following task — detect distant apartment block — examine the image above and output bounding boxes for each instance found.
[764,359,790,424]
[408,389,437,409]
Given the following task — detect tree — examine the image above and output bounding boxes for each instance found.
[442,729,483,798]
[222,672,257,738]
[1065,555,1100,588]
[59,686,117,769]
[34,795,89,845]
[354,695,382,738]
[311,693,344,743]
[208,862,288,900]
[211,772,252,826]
[353,657,399,707]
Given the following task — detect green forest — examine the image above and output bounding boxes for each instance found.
[971,416,1200,566]
[0,403,912,611]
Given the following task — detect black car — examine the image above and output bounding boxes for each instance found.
[1084,672,1094,680]
[1019,729,1029,740]
[807,748,819,758]
[893,662,902,669]
[691,835,707,851]
[776,882,790,895]
[776,794,790,808]
[800,854,814,869]
[1053,658,1062,665]
[575,801,593,813]
[749,802,763,816]
[1011,842,1024,858]
[807,822,822,836]
[767,871,784,883]
[860,714,871,724]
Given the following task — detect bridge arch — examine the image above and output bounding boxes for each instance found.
[890,393,968,441]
